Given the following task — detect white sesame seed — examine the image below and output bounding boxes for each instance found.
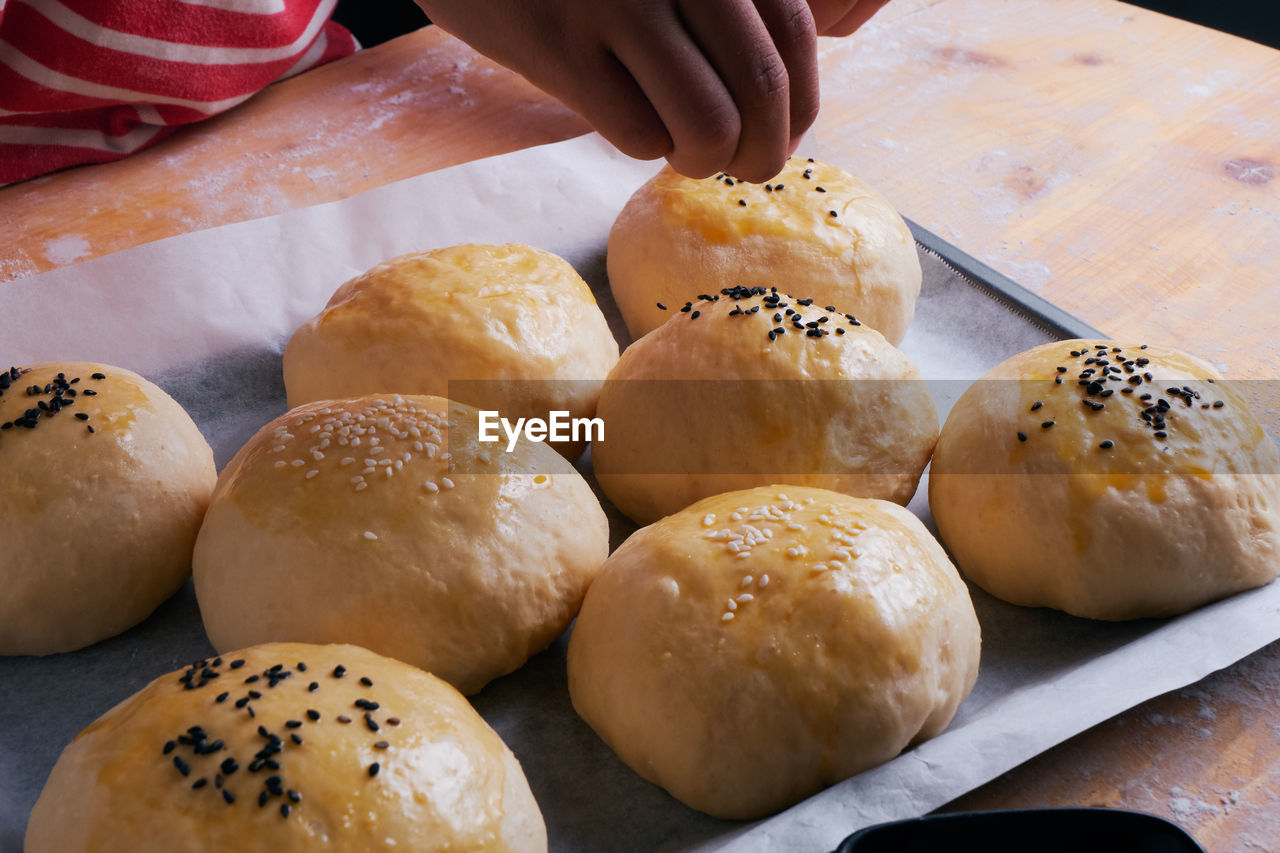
[351,437,361,446]
[305,470,319,479]
[341,457,355,465]
[370,447,385,455]
[740,575,754,588]
[355,482,368,492]
[702,513,716,527]
[272,444,286,453]
[727,599,738,611]
[812,563,829,572]
[440,453,451,461]
[424,482,439,493]
[312,451,325,461]
[274,460,286,469]
[290,459,305,467]
[759,574,770,587]
[729,512,743,522]
[413,441,424,452]
[737,593,754,603]
[362,467,376,475]
[736,551,751,559]
[441,477,455,489]
[786,523,805,531]
[363,531,378,540]
[721,612,735,622]
[350,476,365,485]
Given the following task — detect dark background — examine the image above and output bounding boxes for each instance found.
[331,1,1279,50]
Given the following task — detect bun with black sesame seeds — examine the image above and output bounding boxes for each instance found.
[25,641,546,852]
[929,340,1280,620]
[607,159,921,343]
[567,485,980,820]
[192,394,608,695]
[0,362,215,655]
[282,243,619,460]
[591,286,939,525]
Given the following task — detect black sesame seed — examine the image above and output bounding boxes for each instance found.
[308,682,319,692]
[828,210,838,217]
[368,763,380,777]
[222,790,236,804]
[193,778,208,789]
[337,715,351,724]
[230,660,246,669]
[280,804,291,818]
[656,302,667,310]
[1213,400,1224,408]
[215,692,229,703]
[365,713,380,732]
[1030,401,1043,411]
[258,791,269,807]
[288,790,301,803]
[1017,432,1028,442]
[1155,431,1168,438]
[690,310,700,319]
[173,756,191,777]
[1099,440,1114,449]
[74,412,89,420]
[221,758,239,775]
[333,665,346,678]
[163,740,176,755]
[91,373,106,380]
[306,709,320,721]
[374,741,389,750]
[386,717,401,726]
[285,720,303,729]
[1042,421,1055,429]
[291,733,303,745]
[738,199,747,206]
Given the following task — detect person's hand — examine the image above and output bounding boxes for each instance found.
[415,0,827,183]
[808,0,892,36]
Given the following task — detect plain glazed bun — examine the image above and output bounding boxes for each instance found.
[283,243,619,458]
[930,340,1280,620]
[607,159,921,343]
[26,642,546,852]
[193,394,609,695]
[591,286,938,525]
[0,362,215,655]
[567,486,980,819]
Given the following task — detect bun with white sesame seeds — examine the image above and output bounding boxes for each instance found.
[591,286,938,525]
[930,340,1280,620]
[282,243,619,459]
[192,395,609,695]
[25,641,546,852]
[607,159,921,343]
[567,485,980,819]
[0,362,215,656]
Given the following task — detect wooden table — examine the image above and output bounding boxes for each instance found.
[3,0,1277,847]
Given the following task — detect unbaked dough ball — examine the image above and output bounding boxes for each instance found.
[283,243,619,458]
[568,486,980,819]
[0,362,215,655]
[929,340,1280,620]
[193,394,609,694]
[26,641,545,852]
[591,286,938,525]
[607,158,921,343]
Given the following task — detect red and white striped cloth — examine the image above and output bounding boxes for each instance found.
[0,0,357,185]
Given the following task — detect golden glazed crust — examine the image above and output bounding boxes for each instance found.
[591,288,938,525]
[193,395,609,695]
[607,159,921,343]
[929,340,1280,619]
[567,486,980,819]
[0,362,215,655]
[25,642,546,853]
[283,243,619,458]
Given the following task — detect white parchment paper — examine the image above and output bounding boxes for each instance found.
[2,134,1279,853]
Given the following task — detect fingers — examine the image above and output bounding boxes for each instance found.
[750,0,820,157]
[610,7,742,179]
[614,0,816,183]
[820,0,893,37]
[673,0,815,182]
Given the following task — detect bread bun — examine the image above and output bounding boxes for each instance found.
[25,641,545,852]
[567,485,980,819]
[591,286,938,525]
[0,362,215,655]
[193,394,608,694]
[930,340,1280,619]
[607,159,921,343]
[283,243,619,458]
